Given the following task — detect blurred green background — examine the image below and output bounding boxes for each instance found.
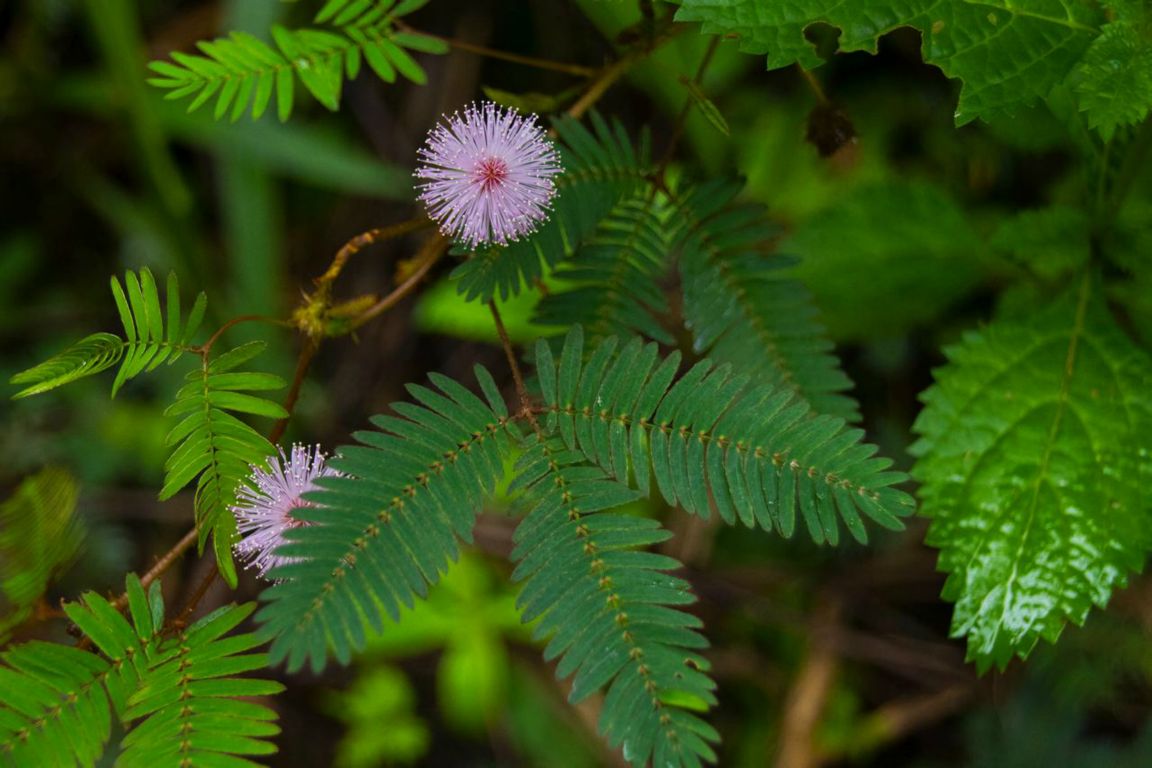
[3,1,1152,765]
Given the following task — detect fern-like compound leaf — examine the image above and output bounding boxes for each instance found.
[511,439,717,768]
[109,269,203,395]
[256,365,515,673]
[534,194,674,344]
[452,114,653,302]
[675,180,858,422]
[118,603,283,768]
[0,577,156,767]
[0,467,83,644]
[9,333,124,400]
[911,281,1152,671]
[0,575,282,767]
[162,341,287,589]
[147,3,445,122]
[10,269,203,399]
[675,0,1106,125]
[537,329,913,545]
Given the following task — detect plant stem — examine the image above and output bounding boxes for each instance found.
[174,564,221,627]
[564,12,683,120]
[314,218,430,300]
[567,54,637,119]
[109,527,200,614]
[797,65,829,106]
[657,35,721,179]
[349,232,447,329]
[489,300,540,435]
[269,337,320,444]
[197,314,282,356]
[396,22,597,77]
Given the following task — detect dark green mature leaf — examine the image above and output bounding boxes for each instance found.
[675,180,858,422]
[675,0,1105,124]
[912,281,1152,670]
[0,578,154,766]
[0,575,282,767]
[538,329,913,544]
[256,365,515,673]
[0,468,82,643]
[534,194,674,344]
[452,114,652,302]
[119,603,283,768]
[511,439,716,768]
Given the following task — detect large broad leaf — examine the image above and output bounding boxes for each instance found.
[911,281,1152,670]
[675,0,1106,125]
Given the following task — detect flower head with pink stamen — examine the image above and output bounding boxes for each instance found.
[414,101,561,248]
[231,443,341,579]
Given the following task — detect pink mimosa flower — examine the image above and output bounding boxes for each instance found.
[231,444,340,579]
[415,101,561,248]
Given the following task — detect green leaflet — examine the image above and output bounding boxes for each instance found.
[534,194,674,345]
[510,439,717,768]
[0,468,83,644]
[676,179,860,422]
[255,365,516,673]
[911,280,1152,671]
[675,0,1106,125]
[452,114,653,302]
[0,575,281,768]
[9,269,204,399]
[536,329,914,543]
[250,326,911,763]
[118,602,283,768]
[163,341,287,589]
[146,0,445,122]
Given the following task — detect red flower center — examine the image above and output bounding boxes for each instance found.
[474,156,509,191]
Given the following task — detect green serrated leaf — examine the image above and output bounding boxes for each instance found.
[912,281,1152,670]
[676,0,1106,124]
[1072,19,1152,140]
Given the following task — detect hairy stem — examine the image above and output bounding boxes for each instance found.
[269,337,320,445]
[196,315,281,356]
[349,232,447,329]
[489,300,540,434]
[314,218,430,300]
[105,527,199,619]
